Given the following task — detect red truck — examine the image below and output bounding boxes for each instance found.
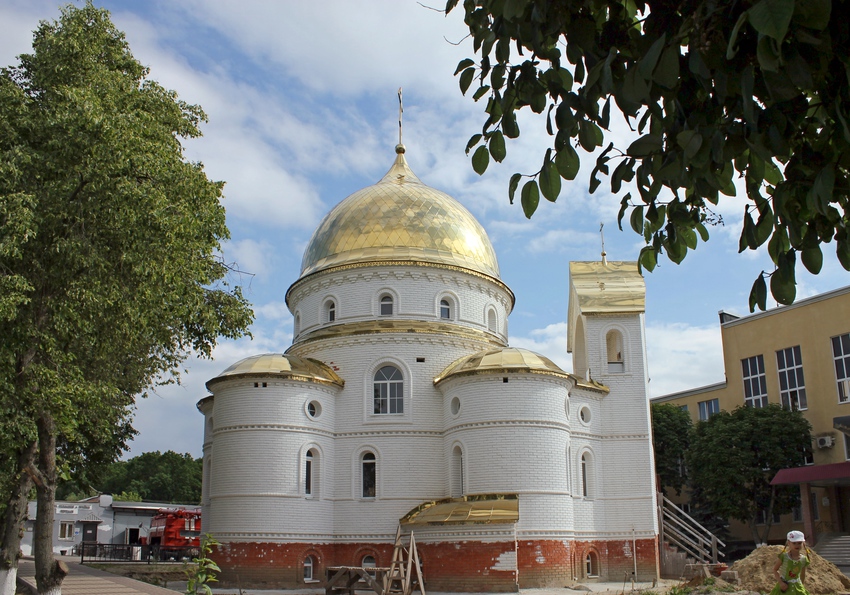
[147,508,202,547]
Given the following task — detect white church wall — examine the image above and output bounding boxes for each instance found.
[205,378,337,539]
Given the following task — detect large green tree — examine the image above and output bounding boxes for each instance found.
[0,4,253,594]
[687,404,811,545]
[448,0,849,310]
[651,403,692,495]
[96,451,203,505]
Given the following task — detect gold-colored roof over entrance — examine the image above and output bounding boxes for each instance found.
[434,347,570,386]
[298,146,500,280]
[400,494,518,526]
[206,353,344,390]
[569,261,645,313]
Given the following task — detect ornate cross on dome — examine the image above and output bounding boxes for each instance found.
[398,87,404,146]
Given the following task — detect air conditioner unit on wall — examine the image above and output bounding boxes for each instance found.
[816,436,835,449]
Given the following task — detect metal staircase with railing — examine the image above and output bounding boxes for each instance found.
[657,492,726,578]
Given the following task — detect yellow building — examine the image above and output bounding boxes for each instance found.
[651,285,850,548]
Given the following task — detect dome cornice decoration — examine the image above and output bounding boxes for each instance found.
[286,259,514,308]
[288,319,507,350]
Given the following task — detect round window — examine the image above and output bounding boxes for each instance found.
[306,401,322,419]
[450,397,461,415]
[579,406,591,424]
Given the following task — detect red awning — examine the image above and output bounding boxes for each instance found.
[771,461,850,487]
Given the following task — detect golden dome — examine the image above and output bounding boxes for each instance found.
[299,146,500,280]
[206,353,344,389]
[434,347,570,386]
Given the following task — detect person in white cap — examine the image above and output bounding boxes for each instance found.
[771,530,811,595]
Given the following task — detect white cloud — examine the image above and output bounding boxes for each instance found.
[511,322,572,373]
[645,322,724,399]
[527,229,601,255]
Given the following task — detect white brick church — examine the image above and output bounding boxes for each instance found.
[197,143,659,591]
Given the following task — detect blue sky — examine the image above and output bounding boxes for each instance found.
[3,0,848,459]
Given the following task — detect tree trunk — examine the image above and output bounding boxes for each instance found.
[0,441,37,595]
[33,413,65,595]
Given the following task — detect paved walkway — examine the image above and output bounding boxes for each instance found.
[16,556,675,595]
[16,557,180,594]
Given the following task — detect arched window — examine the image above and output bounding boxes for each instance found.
[362,452,376,498]
[565,445,571,494]
[581,452,594,498]
[362,554,377,578]
[373,366,403,414]
[294,313,301,336]
[305,449,315,497]
[325,300,336,323]
[304,555,316,581]
[487,309,497,332]
[451,445,464,498]
[606,329,624,372]
[440,299,451,320]
[380,295,393,316]
[585,550,599,577]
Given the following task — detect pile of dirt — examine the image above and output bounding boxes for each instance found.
[730,545,850,594]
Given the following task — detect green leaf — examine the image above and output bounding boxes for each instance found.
[555,144,580,180]
[472,85,491,101]
[838,236,850,271]
[489,131,507,162]
[502,112,520,138]
[654,46,680,89]
[801,245,823,274]
[539,158,561,202]
[676,130,703,160]
[793,0,831,29]
[749,274,768,312]
[639,35,667,80]
[756,35,781,72]
[520,180,539,218]
[454,58,475,75]
[508,173,522,204]
[579,119,601,151]
[503,0,529,20]
[749,0,795,42]
[459,67,476,95]
[630,206,645,234]
[809,165,835,215]
[472,145,490,175]
[680,226,698,250]
[627,134,663,157]
[638,246,658,271]
[770,267,797,305]
[465,134,482,154]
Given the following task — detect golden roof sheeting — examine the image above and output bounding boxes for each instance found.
[206,353,344,390]
[434,347,570,386]
[400,494,518,526]
[569,261,645,313]
[299,146,500,280]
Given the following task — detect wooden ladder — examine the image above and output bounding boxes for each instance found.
[382,526,425,595]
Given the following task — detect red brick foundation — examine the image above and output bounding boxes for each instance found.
[212,537,658,591]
